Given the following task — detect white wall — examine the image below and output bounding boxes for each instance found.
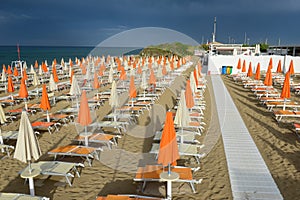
[207,55,300,74]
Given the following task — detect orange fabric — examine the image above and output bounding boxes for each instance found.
[264,68,272,86]
[280,72,290,99]
[255,63,261,80]
[157,112,179,166]
[288,60,294,75]
[40,84,51,111]
[52,66,59,83]
[276,60,282,73]
[70,70,74,84]
[241,60,246,72]
[185,80,194,109]
[268,58,273,70]
[7,65,12,74]
[93,72,100,89]
[31,121,55,127]
[149,69,156,85]
[23,68,28,80]
[77,90,92,126]
[7,76,14,93]
[49,145,94,154]
[13,67,18,77]
[162,64,167,75]
[34,60,38,68]
[18,78,28,98]
[193,69,198,86]
[129,76,137,98]
[237,58,241,70]
[137,64,142,74]
[247,62,253,77]
[119,67,127,80]
[42,62,48,72]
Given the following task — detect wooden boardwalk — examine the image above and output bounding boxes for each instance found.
[211,75,283,200]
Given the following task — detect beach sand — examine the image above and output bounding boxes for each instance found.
[222,75,300,200]
[0,64,234,200]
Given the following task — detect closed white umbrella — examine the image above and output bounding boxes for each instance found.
[109,81,119,121]
[189,72,197,96]
[70,76,81,109]
[30,64,35,74]
[1,68,6,82]
[48,74,57,92]
[32,71,40,87]
[0,104,7,124]
[174,90,191,143]
[38,65,43,76]
[14,111,41,196]
[141,71,148,97]
[108,66,114,83]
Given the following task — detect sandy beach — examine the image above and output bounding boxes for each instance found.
[222,75,300,200]
[0,59,236,200]
[3,61,299,200]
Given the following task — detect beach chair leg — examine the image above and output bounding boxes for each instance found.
[142,181,147,192]
[65,175,73,186]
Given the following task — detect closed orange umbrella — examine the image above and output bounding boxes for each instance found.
[13,67,19,77]
[268,58,273,70]
[241,60,246,72]
[7,65,12,74]
[77,90,92,146]
[276,60,282,73]
[7,76,14,99]
[19,78,29,110]
[129,75,137,107]
[237,58,241,70]
[137,64,142,75]
[193,69,199,86]
[93,72,99,89]
[119,66,127,80]
[70,70,74,84]
[23,68,28,80]
[255,63,261,80]
[19,78,28,98]
[149,68,156,86]
[42,62,48,73]
[129,75,137,99]
[34,60,38,68]
[280,72,290,110]
[40,84,51,122]
[162,64,167,76]
[264,68,272,86]
[185,80,194,109]
[158,111,179,167]
[247,62,253,77]
[288,60,294,75]
[52,65,59,83]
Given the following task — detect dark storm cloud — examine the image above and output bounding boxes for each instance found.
[0,0,299,46]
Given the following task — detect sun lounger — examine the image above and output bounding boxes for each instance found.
[31,121,61,134]
[74,133,120,149]
[104,113,136,124]
[150,143,205,164]
[20,161,84,186]
[0,142,14,157]
[153,130,200,144]
[96,194,163,200]
[273,110,300,121]
[266,101,300,111]
[293,123,300,138]
[48,145,100,166]
[133,165,202,193]
[90,121,129,134]
[43,113,74,124]
[0,193,49,200]
[259,97,290,104]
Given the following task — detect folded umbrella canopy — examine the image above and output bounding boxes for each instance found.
[14,111,41,196]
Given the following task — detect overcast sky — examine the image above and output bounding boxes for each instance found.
[1,0,300,46]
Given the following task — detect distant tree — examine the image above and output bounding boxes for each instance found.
[201,44,209,51]
[260,43,269,52]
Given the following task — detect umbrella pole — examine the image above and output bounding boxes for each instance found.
[28,177,35,196]
[167,163,172,200]
[283,98,286,111]
[24,98,28,110]
[84,126,88,146]
[46,110,50,122]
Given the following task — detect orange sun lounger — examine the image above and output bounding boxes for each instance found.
[133,165,202,193]
[273,110,300,121]
[31,121,60,134]
[48,145,100,166]
[96,194,163,200]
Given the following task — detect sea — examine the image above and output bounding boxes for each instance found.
[0,46,142,70]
